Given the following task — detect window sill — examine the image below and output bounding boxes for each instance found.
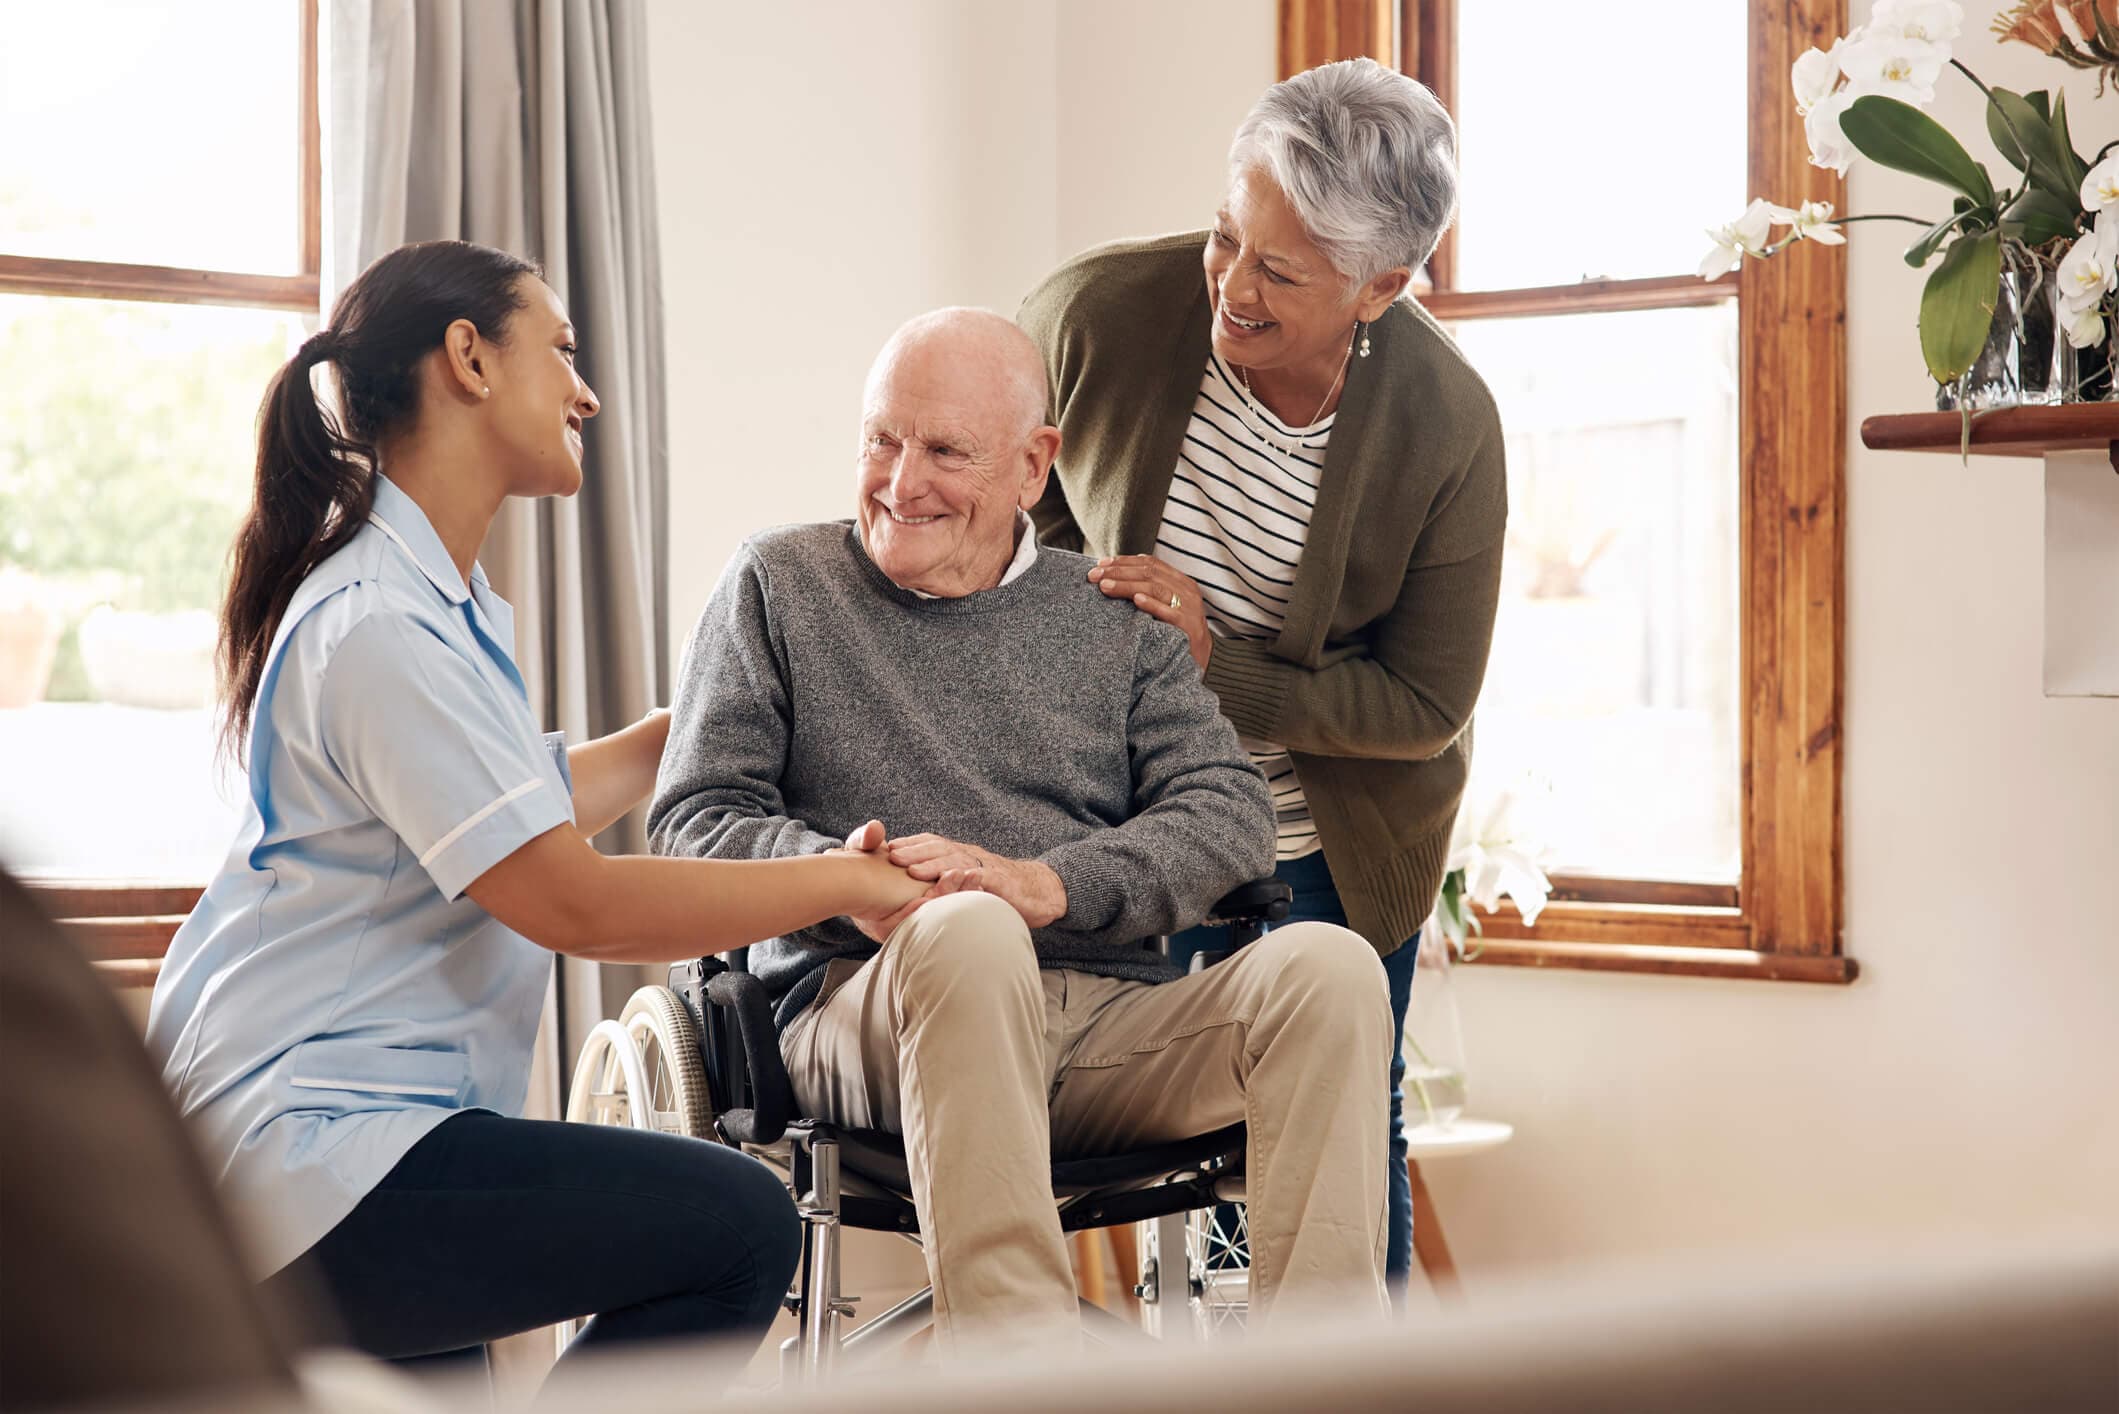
[1461,938,1857,984]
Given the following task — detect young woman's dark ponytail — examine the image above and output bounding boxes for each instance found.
[217,240,539,762]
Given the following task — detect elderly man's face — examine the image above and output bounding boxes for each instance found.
[856,329,1054,598]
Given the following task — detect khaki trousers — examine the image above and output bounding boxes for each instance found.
[779,891,1392,1348]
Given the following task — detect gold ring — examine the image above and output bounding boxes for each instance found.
[1169,593,1182,611]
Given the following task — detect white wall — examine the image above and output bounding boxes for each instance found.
[1053,0,1275,255]
[648,0,1060,661]
[649,0,2119,1285]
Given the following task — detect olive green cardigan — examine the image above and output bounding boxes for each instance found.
[1018,232,1507,957]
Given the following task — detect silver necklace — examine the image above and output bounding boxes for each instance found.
[1233,325,1356,462]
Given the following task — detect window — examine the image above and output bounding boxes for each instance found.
[0,1,320,894]
[1281,1,1850,982]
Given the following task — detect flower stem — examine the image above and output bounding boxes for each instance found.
[1837,213,1938,226]
[1951,57,1994,101]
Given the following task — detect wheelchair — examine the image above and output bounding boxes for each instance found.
[562,879,1291,1378]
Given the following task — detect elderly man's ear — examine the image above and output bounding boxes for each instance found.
[1018,424,1062,509]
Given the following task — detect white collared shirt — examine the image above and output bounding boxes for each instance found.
[905,510,1039,598]
[145,475,573,1277]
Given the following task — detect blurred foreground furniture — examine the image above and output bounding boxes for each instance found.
[533,1239,2119,1414]
[0,866,296,1409]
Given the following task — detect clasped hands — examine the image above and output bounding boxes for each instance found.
[833,819,1067,943]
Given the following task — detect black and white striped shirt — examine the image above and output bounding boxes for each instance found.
[1154,352,1330,860]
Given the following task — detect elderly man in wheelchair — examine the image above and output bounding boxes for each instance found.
[626,308,1390,1365]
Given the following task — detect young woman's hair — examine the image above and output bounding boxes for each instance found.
[218,240,539,761]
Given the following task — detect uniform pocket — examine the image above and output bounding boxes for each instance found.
[286,1039,470,1104]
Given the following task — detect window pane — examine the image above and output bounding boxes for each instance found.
[1450,2,1746,291]
[0,2,301,274]
[0,293,305,878]
[1453,302,1741,883]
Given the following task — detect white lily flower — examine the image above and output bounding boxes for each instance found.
[1699,198,1777,279]
[2056,228,2118,311]
[1791,41,1842,114]
[1869,0,1964,45]
[2081,152,2119,216]
[1804,89,1863,175]
[1768,199,1846,245]
[1442,775,1555,932]
[1835,29,1948,104]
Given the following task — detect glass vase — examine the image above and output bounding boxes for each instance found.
[1402,931,1468,1131]
[1936,264,2026,412]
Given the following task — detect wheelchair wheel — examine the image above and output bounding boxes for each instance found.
[1189,1204,1250,1333]
[619,985,714,1139]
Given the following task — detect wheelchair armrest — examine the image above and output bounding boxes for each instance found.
[1203,877,1292,928]
[702,969,796,1148]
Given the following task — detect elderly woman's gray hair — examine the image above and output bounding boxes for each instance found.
[1229,57,1458,291]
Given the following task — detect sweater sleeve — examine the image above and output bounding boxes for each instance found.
[1036,622,1275,946]
[647,546,843,862]
[1203,420,1506,762]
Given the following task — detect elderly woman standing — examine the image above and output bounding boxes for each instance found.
[1019,57,1503,1303]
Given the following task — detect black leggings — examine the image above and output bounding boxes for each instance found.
[264,1111,800,1364]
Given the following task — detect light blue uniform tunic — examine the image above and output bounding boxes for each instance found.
[145,477,575,1277]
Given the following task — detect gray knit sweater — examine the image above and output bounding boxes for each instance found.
[648,522,1275,1027]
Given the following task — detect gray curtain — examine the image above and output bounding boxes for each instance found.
[323,0,668,1116]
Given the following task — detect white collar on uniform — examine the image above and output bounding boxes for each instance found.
[367,475,487,606]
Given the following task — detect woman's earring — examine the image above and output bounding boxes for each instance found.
[1358,324,1372,359]
[480,386,490,398]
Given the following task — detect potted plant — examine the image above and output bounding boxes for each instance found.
[1700,0,2118,408]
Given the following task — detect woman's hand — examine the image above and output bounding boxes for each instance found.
[837,819,983,942]
[1088,555,1212,672]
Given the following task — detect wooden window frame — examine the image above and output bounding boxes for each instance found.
[0,0,320,314]
[1281,0,1851,983]
[10,2,321,976]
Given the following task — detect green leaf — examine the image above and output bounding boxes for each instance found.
[2051,90,2089,191]
[1919,231,2002,386]
[1987,98,2028,173]
[2002,187,2086,248]
[2026,91,2051,122]
[1989,88,2077,200]
[1904,210,1969,267]
[1843,95,1995,208]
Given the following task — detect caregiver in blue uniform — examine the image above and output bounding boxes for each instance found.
[146,241,958,1369]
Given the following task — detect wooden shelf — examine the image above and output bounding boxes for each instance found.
[1861,404,2119,467]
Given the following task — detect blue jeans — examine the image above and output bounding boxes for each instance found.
[1170,849,1418,1306]
[264,1110,801,1366]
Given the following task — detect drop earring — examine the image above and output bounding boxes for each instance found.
[1358,323,1372,359]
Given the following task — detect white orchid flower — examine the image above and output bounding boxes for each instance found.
[1791,41,1843,114]
[1768,199,1846,245]
[1699,198,1777,279]
[2056,227,2118,311]
[2062,301,2105,350]
[2081,152,2119,216]
[1834,29,1948,104]
[1804,88,1863,175]
[1869,0,1964,45]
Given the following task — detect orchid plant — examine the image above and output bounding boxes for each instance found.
[1429,774,1553,960]
[1700,0,2119,393]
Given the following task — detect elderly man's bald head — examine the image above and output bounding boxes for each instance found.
[855,308,1062,599]
[864,308,1050,439]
